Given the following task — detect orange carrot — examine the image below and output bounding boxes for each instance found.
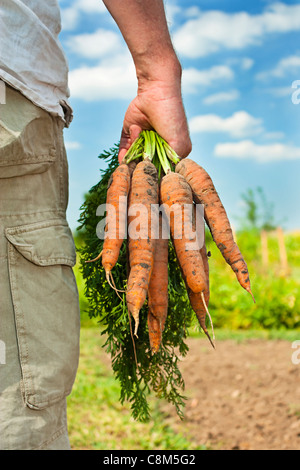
[160,171,207,295]
[160,171,214,344]
[147,213,169,353]
[125,160,137,177]
[188,209,214,347]
[86,163,131,292]
[187,289,215,348]
[103,163,131,282]
[198,208,210,302]
[183,204,214,347]
[126,159,159,336]
[176,158,255,302]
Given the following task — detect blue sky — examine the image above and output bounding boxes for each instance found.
[57,0,300,232]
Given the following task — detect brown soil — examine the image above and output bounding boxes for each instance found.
[162,337,300,450]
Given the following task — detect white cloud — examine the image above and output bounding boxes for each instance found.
[240,57,254,70]
[68,47,234,101]
[267,86,294,98]
[189,111,264,138]
[182,65,234,94]
[65,141,82,150]
[263,131,285,140]
[74,0,107,14]
[68,54,137,101]
[214,140,300,163]
[203,89,240,105]
[226,57,254,71]
[184,6,202,19]
[173,3,300,58]
[164,3,182,27]
[60,0,107,31]
[65,28,124,59]
[261,2,300,34]
[60,7,79,31]
[257,55,300,81]
[274,55,300,76]
[164,1,200,27]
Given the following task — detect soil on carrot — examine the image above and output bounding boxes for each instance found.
[161,336,300,450]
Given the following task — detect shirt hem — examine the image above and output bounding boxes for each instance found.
[0,74,73,127]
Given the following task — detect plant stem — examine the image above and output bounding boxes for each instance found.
[124,130,180,175]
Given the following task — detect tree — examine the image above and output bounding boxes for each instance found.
[240,187,278,232]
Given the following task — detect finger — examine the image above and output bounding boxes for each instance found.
[118,131,130,163]
[166,125,192,160]
[118,124,142,163]
[128,124,142,142]
[118,147,127,164]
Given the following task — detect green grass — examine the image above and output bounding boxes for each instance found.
[191,327,300,342]
[67,327,206,451]
[67,325,300,450]
[69,231,300,450]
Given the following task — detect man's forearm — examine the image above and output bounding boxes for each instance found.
[103,0,191,160]
[102,0,181,82]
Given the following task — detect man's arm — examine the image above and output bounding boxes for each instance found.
[102,0,192,162]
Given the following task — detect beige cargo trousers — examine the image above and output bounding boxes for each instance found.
[0,85,80,450]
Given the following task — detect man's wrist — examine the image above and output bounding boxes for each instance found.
[136,52,182,90]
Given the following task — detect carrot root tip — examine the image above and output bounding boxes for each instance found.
[131,309,140,337]
[105,271,126,301]
[134,322,139,338]
[201,291,216,348]
[126,306,138,368]
[85,251,102,264]
[204,329,216,350]
[248,288,256,304]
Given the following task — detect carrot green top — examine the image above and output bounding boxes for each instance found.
[124,130,180,179]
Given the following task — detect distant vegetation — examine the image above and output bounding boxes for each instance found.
[74,183,300,332]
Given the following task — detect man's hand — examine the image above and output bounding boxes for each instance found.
[102,0,192,163]
[118,67,192,163]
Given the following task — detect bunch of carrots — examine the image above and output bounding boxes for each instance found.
[88,130,255,355]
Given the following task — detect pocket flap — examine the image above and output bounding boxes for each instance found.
[5,219,76,267]
[5,218,80,409]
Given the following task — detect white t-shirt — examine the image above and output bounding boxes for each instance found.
[0,0,72,126]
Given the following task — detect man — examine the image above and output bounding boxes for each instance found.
[0,0,191,450]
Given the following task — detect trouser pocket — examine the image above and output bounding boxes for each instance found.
[5,219,80,410]
[0,85,57,178]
